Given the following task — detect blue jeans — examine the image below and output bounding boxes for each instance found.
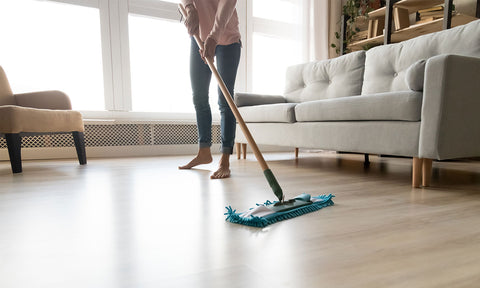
[190,37,241,154]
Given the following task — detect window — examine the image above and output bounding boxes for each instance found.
[128,15,193,113]
[248,0,307,94]
[0,0,308,116]
[252,0,300,23]
[128,4,219,114]
[0,0,105,111]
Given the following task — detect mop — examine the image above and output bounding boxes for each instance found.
[179,4,334,227]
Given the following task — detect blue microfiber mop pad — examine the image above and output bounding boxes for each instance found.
[225,194,334,228]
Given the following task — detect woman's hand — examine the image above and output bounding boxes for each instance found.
[200,35,217,63]
[184,4,199,36]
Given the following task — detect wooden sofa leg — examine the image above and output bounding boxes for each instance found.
[5,133,22,173]
[412,157,423,188]
[72,132,87,165]
[236,143,241,160]
[422,159,433,187]
[295,147,299,158]
[241,143,247,159]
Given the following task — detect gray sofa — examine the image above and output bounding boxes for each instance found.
[234,19,480,187]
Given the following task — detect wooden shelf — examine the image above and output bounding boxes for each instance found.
[395,0,445,13]
[391,13,478,42]
[368,7,386,18]
[347,13,478,51]
[347,35,383,52]
[368,0,444,18]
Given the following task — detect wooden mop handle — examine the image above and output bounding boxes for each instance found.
[178,3,269,172]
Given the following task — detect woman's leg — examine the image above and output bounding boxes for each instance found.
[210,42,241,179]
[190,37,213,148]
[215,42,241,154]
[179,37,214,169]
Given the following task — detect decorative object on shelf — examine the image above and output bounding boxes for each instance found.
[332,0,385,55]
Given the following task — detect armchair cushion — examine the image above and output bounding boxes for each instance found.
[0,105,84,134]
[14,90,72,110]
[0,66,15,105]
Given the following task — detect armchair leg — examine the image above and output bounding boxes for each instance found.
[241,143,247,159]
[295,147,299,158]
[72,132,87,165]
[5,133,22,173]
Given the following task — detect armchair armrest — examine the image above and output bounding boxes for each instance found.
[419,54,480,160]
[234,92,286,107]
[14,90,72,110]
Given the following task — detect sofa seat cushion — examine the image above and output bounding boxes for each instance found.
[0,105,84,134]
[295,91,422,122]
[238,103,297,123]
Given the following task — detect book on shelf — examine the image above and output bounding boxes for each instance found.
[368,17,385,38]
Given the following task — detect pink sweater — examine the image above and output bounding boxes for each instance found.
[181,0,241,45]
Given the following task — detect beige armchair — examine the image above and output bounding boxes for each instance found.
[0,66,86,173]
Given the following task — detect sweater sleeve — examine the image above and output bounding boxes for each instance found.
[209,0,237,41]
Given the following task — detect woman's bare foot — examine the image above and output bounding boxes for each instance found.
[179,147,213,169]
[211,153,231,179]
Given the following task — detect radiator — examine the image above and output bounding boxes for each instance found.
[0,121,222,160]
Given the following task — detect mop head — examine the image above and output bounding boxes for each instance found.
[225,193,334,228]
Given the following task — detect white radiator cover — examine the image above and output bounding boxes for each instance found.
[0,120,222,160]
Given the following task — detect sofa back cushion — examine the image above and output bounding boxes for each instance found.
[284,51,366,103]
[0,66,16,106]
[362,19,480,95]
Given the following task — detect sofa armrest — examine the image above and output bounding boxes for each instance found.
[419,54,480,160]
[234,92,286,107]
[14,90,72,110]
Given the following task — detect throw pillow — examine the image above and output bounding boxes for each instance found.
[405,59,426,91]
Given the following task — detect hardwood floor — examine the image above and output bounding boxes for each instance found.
[1,152,480,288]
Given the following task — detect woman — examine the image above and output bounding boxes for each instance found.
[178,0,241,179]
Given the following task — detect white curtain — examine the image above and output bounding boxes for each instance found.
[307,0,345,60]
